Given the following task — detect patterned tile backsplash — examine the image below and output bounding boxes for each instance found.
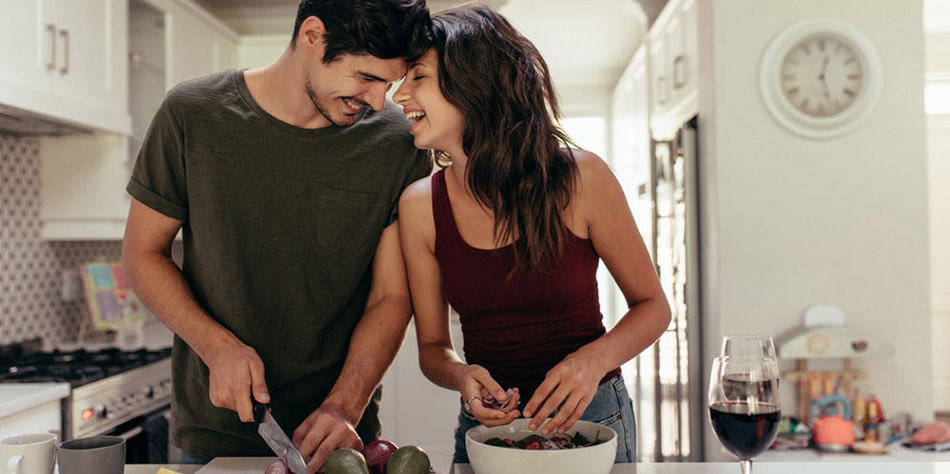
[0,134,123,345]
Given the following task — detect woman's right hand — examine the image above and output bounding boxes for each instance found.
[459,365,521,427]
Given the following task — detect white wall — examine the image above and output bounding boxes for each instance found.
[927,32,950,413]
[699,0,933,448]
[237,34,287,70]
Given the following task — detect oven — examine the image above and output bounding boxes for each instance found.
[0,344,176,463]
[101,405,177,464]
[64,357,175,464]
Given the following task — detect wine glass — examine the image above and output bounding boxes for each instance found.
[708,356,781,474]
[720,334,777,360]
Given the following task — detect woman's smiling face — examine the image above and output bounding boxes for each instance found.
[393,48,465,154]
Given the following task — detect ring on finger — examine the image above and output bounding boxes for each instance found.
[464,395,480,414]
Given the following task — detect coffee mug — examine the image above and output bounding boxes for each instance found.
[57,436,125,474]
[0,433,57,474]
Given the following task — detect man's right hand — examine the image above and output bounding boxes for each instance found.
[206,340,270,422]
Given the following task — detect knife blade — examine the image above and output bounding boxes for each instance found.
[252,399,309,474]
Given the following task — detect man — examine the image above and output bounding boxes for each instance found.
[121,1,431,472]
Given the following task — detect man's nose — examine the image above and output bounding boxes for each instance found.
[364,83,389,112]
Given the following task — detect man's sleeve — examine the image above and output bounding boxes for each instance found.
[126,98,189,222]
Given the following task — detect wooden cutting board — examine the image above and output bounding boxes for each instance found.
[195,457,279,473]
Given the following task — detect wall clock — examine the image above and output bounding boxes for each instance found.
[759,18,882,139]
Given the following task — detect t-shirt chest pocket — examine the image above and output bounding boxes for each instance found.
[317,189,387,257]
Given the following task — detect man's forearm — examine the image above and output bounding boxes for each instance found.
[321,293,412,424]
[123,250,242,363]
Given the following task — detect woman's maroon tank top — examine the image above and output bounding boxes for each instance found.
[431,169,620,402]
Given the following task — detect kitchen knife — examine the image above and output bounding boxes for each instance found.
[252,399,309,474]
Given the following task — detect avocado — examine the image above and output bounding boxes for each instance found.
[384,445,431,474]
[325,448,370,474]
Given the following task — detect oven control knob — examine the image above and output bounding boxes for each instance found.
[94,404,107,419]
[143,387,154,399]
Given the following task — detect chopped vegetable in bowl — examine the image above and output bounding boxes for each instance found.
[483,431,603,450]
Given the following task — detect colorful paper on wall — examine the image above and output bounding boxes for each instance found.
[80,262,146,330]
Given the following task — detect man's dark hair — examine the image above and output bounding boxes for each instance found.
[292,0,431,63]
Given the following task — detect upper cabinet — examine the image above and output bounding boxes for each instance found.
[0,0,130,135]
[611,43,653,255]
[158,0,239,87]
[0,2,51,93]
[38,0,239,240]
[648,0,699,137]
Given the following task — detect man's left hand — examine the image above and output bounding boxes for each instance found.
[292,405,363,474]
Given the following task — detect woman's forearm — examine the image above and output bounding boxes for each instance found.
[579,296,672,374]
[418,342,469,391]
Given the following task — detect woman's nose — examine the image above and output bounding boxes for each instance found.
[393,80,410,105]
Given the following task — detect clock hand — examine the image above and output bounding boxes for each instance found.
[820,54,831,101]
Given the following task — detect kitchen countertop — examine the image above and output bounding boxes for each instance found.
[758,444,950,462]
[449,462,950,473]
[125,459,950,474]
[0,383,70,419]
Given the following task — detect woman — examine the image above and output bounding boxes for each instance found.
[393,5,671,464]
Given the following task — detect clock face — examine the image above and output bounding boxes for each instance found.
[779,35,864,118]
[760,19,882,138]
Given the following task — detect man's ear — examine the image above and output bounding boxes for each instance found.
[296,16,327,55]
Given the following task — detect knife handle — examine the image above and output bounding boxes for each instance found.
[252,398,268,424]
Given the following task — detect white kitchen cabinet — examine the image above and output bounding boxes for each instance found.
[40,133,131,240]
[0,0,130,135]
[156,0,239,87]
[0,384,69,440]
[0,401,61,440]
[39,0,238,240]
[0,2,51,92]
[45,0,128,114]
[612,44,652,254]
[649,29,670,122]
[681,0,699,106]
[649,0,699,137]
[611,45,652,403]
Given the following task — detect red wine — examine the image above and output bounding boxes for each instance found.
[709,401,780,459]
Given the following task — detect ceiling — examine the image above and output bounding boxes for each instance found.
[194,0,646,92]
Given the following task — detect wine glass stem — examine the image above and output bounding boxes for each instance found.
[740,459,752,474]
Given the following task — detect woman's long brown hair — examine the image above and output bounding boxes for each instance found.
[431,4,579,275]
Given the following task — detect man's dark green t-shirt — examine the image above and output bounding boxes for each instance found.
[127,69,430,457]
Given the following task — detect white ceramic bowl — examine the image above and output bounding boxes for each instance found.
[465,419,617,474]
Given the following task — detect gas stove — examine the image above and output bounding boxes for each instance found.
[0,342,173,439]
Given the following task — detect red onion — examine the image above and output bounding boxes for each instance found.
[264,460,288,474]
[362,439,398,474]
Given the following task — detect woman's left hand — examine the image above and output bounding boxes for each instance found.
[522,350,606,436]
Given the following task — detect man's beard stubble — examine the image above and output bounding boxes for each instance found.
[305,76,352,127]
[305,77,342,126]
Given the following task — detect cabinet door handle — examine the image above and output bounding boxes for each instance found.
[59,29,70,74]
[46,24,56,70]
[673,55,686,90]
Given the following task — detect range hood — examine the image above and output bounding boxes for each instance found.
[0,103,92,137]
[775,304,896,359]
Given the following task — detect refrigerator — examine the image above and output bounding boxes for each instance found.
[629,116,704,462]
